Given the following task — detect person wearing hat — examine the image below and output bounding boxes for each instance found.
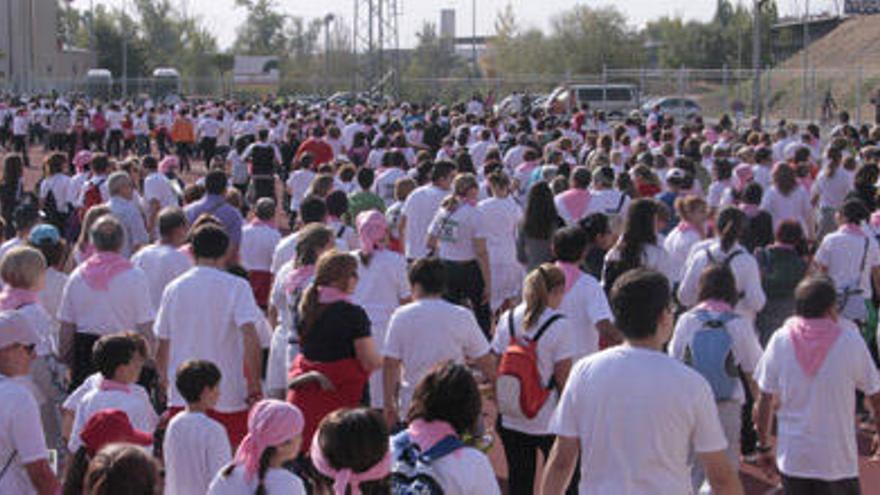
[656,168,692,234]
[0,311,60,495]
[0,203,43,264]
[60,408,152,495]
[29,224,68,338]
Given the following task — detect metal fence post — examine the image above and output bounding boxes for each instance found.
[764,65,772,124]
[722,65,729,118]
[857,67,864,126]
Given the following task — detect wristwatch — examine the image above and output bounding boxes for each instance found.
[755,443,773,454]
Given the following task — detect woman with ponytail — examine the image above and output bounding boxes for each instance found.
[286,252,382,454]
[678,206,766,322]
[491,263,576,495]
[208,400,306,494]
[812,146,850,241]
[760,163,814,239]
[351,210,411,408]
[266,224,334,399]
[427,173,493,335]
[664,195,708,288]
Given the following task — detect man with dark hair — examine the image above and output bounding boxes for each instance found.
[754,276,880,494]
[542,269,743,495]
[242,128,281,202]
[382,257,494,427]
[270,195,329,274]
[132,207,192,310]
[184,170,243,253]
[59,216,154,388]
[399,161,455,261]
[348,168,386,223]
[155,224,264,447]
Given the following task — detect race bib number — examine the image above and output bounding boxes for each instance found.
[438,218,460,243]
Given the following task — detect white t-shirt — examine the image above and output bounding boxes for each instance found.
[39,174,73,213]
[286,170,316,212]
[669,307,763,403]
[755,321,880,480]
[402,184,447,259]
[131,244,193,311]
[240,224,282,272]
[604,241,676,286]
[144,172,180,211]
[814,230,880,295]
[374,167,406,204]
[271,233,299,275]
[760,186,812,234]
[17,303,55,357]
[0,375,49,495]
[155,266,263,412]
[69,381,158,452]
[207,465,306,495]
[38,268,67,342]
[164,411,232,495]
[549,346,728,494]
[664,227,702,284]
[677,241,766,321]
[411,441,501,495]
[811,169,852,210]
[384,298,490,415]
[352,250,410,335]
[558,273,614,360]
[584,189,630,218]
[491,306,576,435]
[477,196,522,265]
[57,266,154,336]
[428,203,485,262]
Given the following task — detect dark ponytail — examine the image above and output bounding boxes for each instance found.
[62,447,91,495]
[255,447,275,495]
[716,207,746,252]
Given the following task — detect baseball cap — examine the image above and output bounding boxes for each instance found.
[0,311,39,350]
[665,168,687,182]
[28,224,61,246]
[79,409,153,455]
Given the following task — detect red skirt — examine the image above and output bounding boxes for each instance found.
[248,270,272,308]
[286,355,369,453]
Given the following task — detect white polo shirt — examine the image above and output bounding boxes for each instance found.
[402,184,447,259]
[0,375,49,495]
[755,321,880,480]
[549,346,727,494]
[154,266,264,412]
[240,224,282,272]
[131,244,193,311]
[57,265,154,336]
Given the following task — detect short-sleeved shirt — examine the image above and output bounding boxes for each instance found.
[755,321,880,480]
[402,184,447,259]
[240,224,282,272]
[428,203,485,262]
[208,465,306,495]
[0,376,49,495]
[185,195,244,247]
[58,266,154,336]
[549,346,727,494]
[109,196,150,258]
[144,172,180,211]
[131,244,193,311]
[352,250,411,337]
[301,301,371,362]
[558,273,614,360]
[815,229,880,294]
[164,411,232,495]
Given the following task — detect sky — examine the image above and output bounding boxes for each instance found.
[89,0,843,50]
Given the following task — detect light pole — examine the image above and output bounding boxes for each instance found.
[752,0,764,123]
[472,0,477,75]
[121,0,128,97]
[324,13,335,95]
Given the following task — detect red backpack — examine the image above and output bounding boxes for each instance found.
[496,311,564,419]
[80,177,106,219]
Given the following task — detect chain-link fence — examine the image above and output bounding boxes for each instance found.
[5,67,880,126]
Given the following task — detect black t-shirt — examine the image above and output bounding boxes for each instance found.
[301,301,371,362]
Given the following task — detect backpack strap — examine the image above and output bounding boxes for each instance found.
[392,432,463,465]
[531,314,565,343]
[507,310,516,343]
[420,435,465,462]
[857,236,869,281]
[337,224,346,239]
[723,250,744,267]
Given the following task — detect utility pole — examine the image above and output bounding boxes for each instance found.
[472,0,477,75]
[802,0,810,119]
[324,14,335,95]
[752,0,763,123]
[122,0,128,97]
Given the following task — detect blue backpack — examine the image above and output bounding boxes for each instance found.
[683,310,740,401]
[391,431,463,495]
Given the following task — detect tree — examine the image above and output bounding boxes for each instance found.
[233,0,288,55]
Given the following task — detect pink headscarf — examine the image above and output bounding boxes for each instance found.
[733,163,754,192]
[787,317,842,377]
[73,150,93,173]
[79,252,134,291]
[356,210,388,256]
[233,400,304,481]
[158,156,179,174]
[0,288,39,310]
[310,435,391,495]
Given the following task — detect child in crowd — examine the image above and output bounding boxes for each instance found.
[164,360,231,495]
[308,408,390,495]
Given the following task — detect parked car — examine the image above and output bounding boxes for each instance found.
[641,97,702,121]
[545,84,639,118]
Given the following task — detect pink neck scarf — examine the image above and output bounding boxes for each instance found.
[517,160,537,173]
[870,211,880,228]
[740,204,760,218]
[557,189,591,221]
[310,439,391,495]
[80,252,133,291]
[408,419,458,452]
[234,400,304,481]
[696,299,733,313]
[555,261,583,294]
[99,378,131,393]
[839,223,865,237]
[0,288,38,310]
[676,220,701,236]
[249,218,276,230]
[284,265,315,294]
[356,210,388,256]
[318,286,350,304]
[787,316,842,377]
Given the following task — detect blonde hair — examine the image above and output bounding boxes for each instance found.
[441,173,478,211]
[522,263,565,329]
[308,174,336,198]
[0,246,47,289]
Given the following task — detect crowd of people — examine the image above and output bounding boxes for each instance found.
[0,91,879,495]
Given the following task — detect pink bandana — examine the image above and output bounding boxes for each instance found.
[838,223,865,237]
[99,379,131,393]
[787,317,842,377]
[79,252,133,291]
[0,288,38,310]
[356,210,388,256]
[871,211,880,229]
[408,419,458,452]
[696,299,733,313]
[73,150,93,173]
[733,163,754,192]
[555,261,583,294]
[318,286,350,304]
[310,437,391,495]
[158,156,179,174]
[557,189,591,221]
[234,400,304,481]
[284,265,315,294]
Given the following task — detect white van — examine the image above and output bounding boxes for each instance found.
[546,84,639,118]
[85,69,113,99]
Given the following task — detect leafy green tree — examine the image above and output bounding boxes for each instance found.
[233,0,289,55]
